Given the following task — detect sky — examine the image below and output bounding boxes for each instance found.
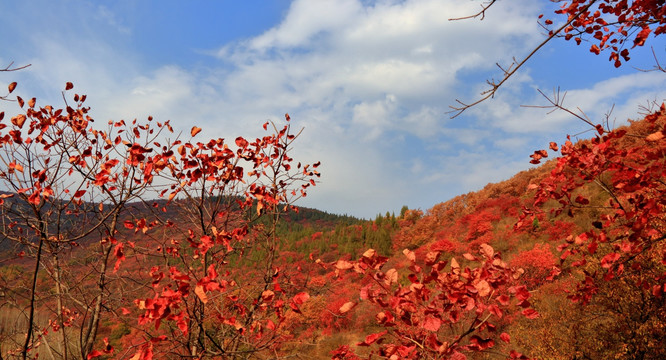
[1,0,665,219]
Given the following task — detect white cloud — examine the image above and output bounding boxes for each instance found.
[475,71,666,134]
[249,0,362,50]
[3,0,664,218]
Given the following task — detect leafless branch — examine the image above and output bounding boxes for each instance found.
[1,62,31,72]
[448,0,599,118]
[448,0,497,21]
[522,87,597,128]
[635,47,666,73]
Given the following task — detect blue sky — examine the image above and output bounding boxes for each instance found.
[1,0,665,218]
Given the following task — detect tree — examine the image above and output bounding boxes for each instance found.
[130,115,320,359]
[517,104,666,358]
[0,81,175,360]
[0,80,320,360]
[449,0,666,117]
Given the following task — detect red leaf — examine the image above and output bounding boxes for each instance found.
[65,82,74,90]
[469,335,495,350]
[73,190,86,198]
[521,308,540,319]
[8,82,17,93]
[292,292,309,305]
[235,137,248,148]
[574,195,589,205]
[87,350,102,359]
[500,332,511,344]
[601,252,620,269]
[357,331,386,346]
[422,316,441,331]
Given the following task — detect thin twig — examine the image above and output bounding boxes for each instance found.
[448,0,599,118]
[448,0,497,21]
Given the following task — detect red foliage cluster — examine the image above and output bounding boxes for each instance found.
[522,104,666,303]
[331,245,535,359]
[541,0,666,67]
[509,244,557,289]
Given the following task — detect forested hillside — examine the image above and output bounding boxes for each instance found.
[1,0,664,356]
[3,100,662,359]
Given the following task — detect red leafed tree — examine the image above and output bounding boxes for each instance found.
[0,81,175,359]
[509,244,557,289]
[331,245,534,360]
[0,80,320,360]
[127,116,320,359]
[519,105,666,357]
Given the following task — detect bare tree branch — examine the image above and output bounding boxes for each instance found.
[0,62,31,72]
[448,0,497,21]
[448,0,599,118]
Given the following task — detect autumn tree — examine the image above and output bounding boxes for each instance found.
[0,79,182,360]
[0,78,320,360]
[517,105,666,358]
[129,115,321,359]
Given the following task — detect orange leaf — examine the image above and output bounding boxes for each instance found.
[474,279,491,297]
[480,243,494,259]
[335,260,354,270]
[338,301,356,314]
[195,284,208,304]
[646,131,664,142]
[190,126,202,137]
[9,162,23,173]
[11,114,26,128]
[8,82,17,93]
[384,268,398,285]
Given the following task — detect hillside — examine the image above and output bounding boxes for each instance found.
[316,107,666,359]
[1,106,664,359]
